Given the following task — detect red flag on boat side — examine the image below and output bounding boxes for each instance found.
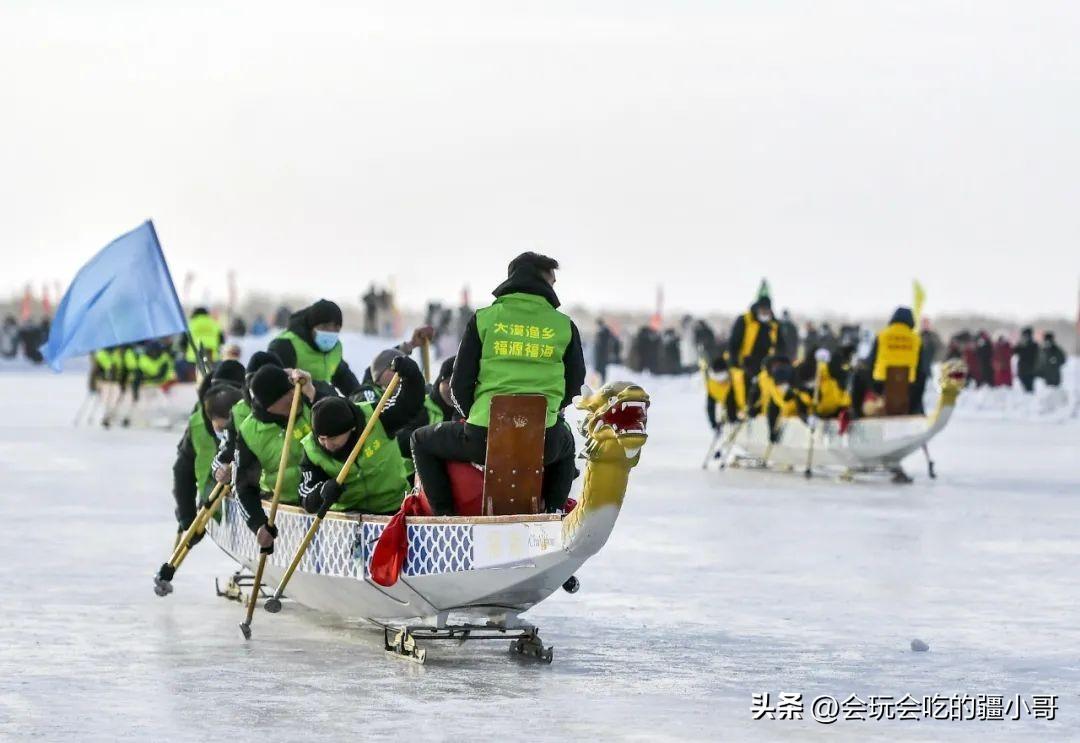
[370,493,433,587]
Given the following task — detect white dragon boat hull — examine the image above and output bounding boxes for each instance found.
[208,500,587,625]
[726,362,966,477]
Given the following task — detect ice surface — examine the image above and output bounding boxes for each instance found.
[0,364,1078,741]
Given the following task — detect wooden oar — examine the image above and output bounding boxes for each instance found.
[264,373,401,614]
[154,482,229,596]
[239,382,303,639]
[804,361,824,479]
[420,338,432,384]
[172,488,229,570]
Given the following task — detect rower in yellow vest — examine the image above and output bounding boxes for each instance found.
[186,308,224,364]
[703,355,743,431]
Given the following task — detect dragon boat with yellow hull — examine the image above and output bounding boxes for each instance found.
[208,382,649,662]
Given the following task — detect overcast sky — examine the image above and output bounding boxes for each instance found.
[2,1,1078,320]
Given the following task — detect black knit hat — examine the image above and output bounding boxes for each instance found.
[249,366,293,408]
[246,350,282,375]
[306,299,343,328]
[436,355,456,384]
[312,397,359,437]
[211,359,246,389]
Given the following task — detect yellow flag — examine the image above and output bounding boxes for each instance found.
[912,280,926,325]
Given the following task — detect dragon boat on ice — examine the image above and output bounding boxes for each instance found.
[724,361,966,481]
[207,382,649,663]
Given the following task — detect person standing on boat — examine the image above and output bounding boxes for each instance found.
[726,296,779,415]
[268,299,363,397]
[233,364,322,550]
[296,355,424,515]
[411,252,587,516]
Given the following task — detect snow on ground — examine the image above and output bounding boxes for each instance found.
[0,360,1078,741]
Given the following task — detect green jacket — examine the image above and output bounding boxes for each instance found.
[468,292,572,428]
[301,401,409,514]
[237,406,312,504]
[275,330,342,384]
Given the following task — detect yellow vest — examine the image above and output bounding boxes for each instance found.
[756,369,806,417]
[187,313,223,362]
[872,323,920,382]
[737,311,778,367]
[813,362,851,416]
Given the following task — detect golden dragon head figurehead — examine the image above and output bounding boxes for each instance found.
[575,382,650,465]
[938,359,967,406]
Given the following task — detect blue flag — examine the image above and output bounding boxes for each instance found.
[40,220,187,371]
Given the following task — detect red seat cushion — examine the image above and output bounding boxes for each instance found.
[448,460,485,516]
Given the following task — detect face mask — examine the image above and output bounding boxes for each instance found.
[313,330,339,352]
[215,429,228,442]
[711,371,729,383]
[757,312,772,323]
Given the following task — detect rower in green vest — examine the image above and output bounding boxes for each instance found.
[185,307,224,364]
[411,252,587,515]
[171,361,244,534]
[234,365,321,552]
[268,299,362,396]
[396,355,459,476]
[211,351,281,487]
[297,356,425,515]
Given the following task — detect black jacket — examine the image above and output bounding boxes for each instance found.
[1013,338,1039,376]
[1037,342,1066,386]
[449,269,586,421]
[268,309,361,396]
[297,357,425,512]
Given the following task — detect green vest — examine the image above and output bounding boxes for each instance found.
[300,401,409,514]
[186,313,223,362]
[94,349,113,378]
[188,406,218,497]
[123,348,138,372]
[276,330,343,384]
[468,293,572,428]
[138,353,175,385]
[237,406,312,504]
[423,395,446,426]
[231,398,252,427]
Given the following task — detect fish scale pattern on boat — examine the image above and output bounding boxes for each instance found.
[210,499,475,579]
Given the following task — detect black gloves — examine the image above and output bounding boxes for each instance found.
[304,479,341,516]
[389,355,418,376]
[259,523,278,554]
[319,480,341,514]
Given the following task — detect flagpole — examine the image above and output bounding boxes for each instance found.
[145,220,208,378]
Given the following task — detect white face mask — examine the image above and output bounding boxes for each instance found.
[215,429,228,442]
[711,371,730,383]
[757,312,772,323]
